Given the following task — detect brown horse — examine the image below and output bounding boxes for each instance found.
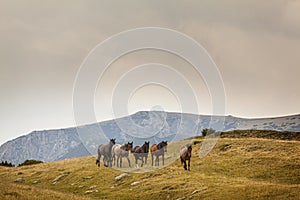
[150,141,168,166]
[96,138,116,167]
[180,144,192,171]
[132,141,150,167]
[111,142,133,168]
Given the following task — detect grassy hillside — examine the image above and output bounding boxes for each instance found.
[0,131,299,200]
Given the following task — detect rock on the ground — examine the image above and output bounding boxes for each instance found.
[14,178,24,183]
[89,185,97,189]
[115,173,129,181]
[52,174,67,183]
[130,181,140,186]
[191,189,201,195]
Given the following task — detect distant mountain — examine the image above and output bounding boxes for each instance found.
[1,111,300,165]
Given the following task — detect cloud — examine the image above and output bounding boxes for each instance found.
[0,0,300,144]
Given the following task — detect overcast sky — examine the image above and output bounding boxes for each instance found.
[1,0,300,145]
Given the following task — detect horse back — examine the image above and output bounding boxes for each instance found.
[180,145,192,160]
[150,144,157,153]
[132,146,140,153]
[112,144,121,150]
[112,144,123,155]
[111,144,117,154]
[180,146,187,157]
[98,144,103,153]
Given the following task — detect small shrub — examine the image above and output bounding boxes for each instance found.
[18,160,43,167]
[201,128,216,137]
[193,140,201,145]
[0,160,15,167]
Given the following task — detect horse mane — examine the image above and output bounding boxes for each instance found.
[109,138,116,146]
[157,141,167,149]
[119,142,133,151]
[120,143,127,150]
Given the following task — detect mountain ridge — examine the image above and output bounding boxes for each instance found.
[1,111,300,165]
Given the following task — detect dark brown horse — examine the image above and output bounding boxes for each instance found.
[150,141,168,166]
[96,138,116,167]
[111,142,133,168]
[180,144,192,171]
[132,141,150,167]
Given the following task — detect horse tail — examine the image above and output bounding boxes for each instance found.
[112,145,116,166]
[96,153,101,166]
[96,145,102,167]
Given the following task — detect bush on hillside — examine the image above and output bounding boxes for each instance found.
[0,160,15,167]
[18,159,43,167]
[193,140,201,145]
[201,128,216,137]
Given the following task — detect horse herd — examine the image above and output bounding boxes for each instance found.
[96,139,193,170]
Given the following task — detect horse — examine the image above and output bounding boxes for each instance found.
[150,141,168,166]
[96,138,116,167]
[132,141,150,167]
[111,142,133,168]
[180,144,192,171]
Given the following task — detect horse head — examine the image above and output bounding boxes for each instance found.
[110,138,116,145]
[158,141,168,152]
[163,141,168,152]
[144,141,150,153]
[127,141,133,152]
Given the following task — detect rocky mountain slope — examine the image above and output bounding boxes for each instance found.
[1,111,299,165]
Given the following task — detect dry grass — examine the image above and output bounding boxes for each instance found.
[0,132,299,199]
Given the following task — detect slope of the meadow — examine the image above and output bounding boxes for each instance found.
[0,131,299,200]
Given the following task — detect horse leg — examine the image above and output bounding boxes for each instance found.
[127,156,131,168]
[104,155,109,167]
[135,155,138,168]
[141,157,144,167]
[162,154,165,166]
[151,154,154,166]
[116,155,120,168]
[188,158,191,171]
[156,156,159,166]
[96,154,101,167]
[109,156,112,167]
[120,155,123,168]
[103,156,107,167]
[183,160,187,170]
[112,154,115,166]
